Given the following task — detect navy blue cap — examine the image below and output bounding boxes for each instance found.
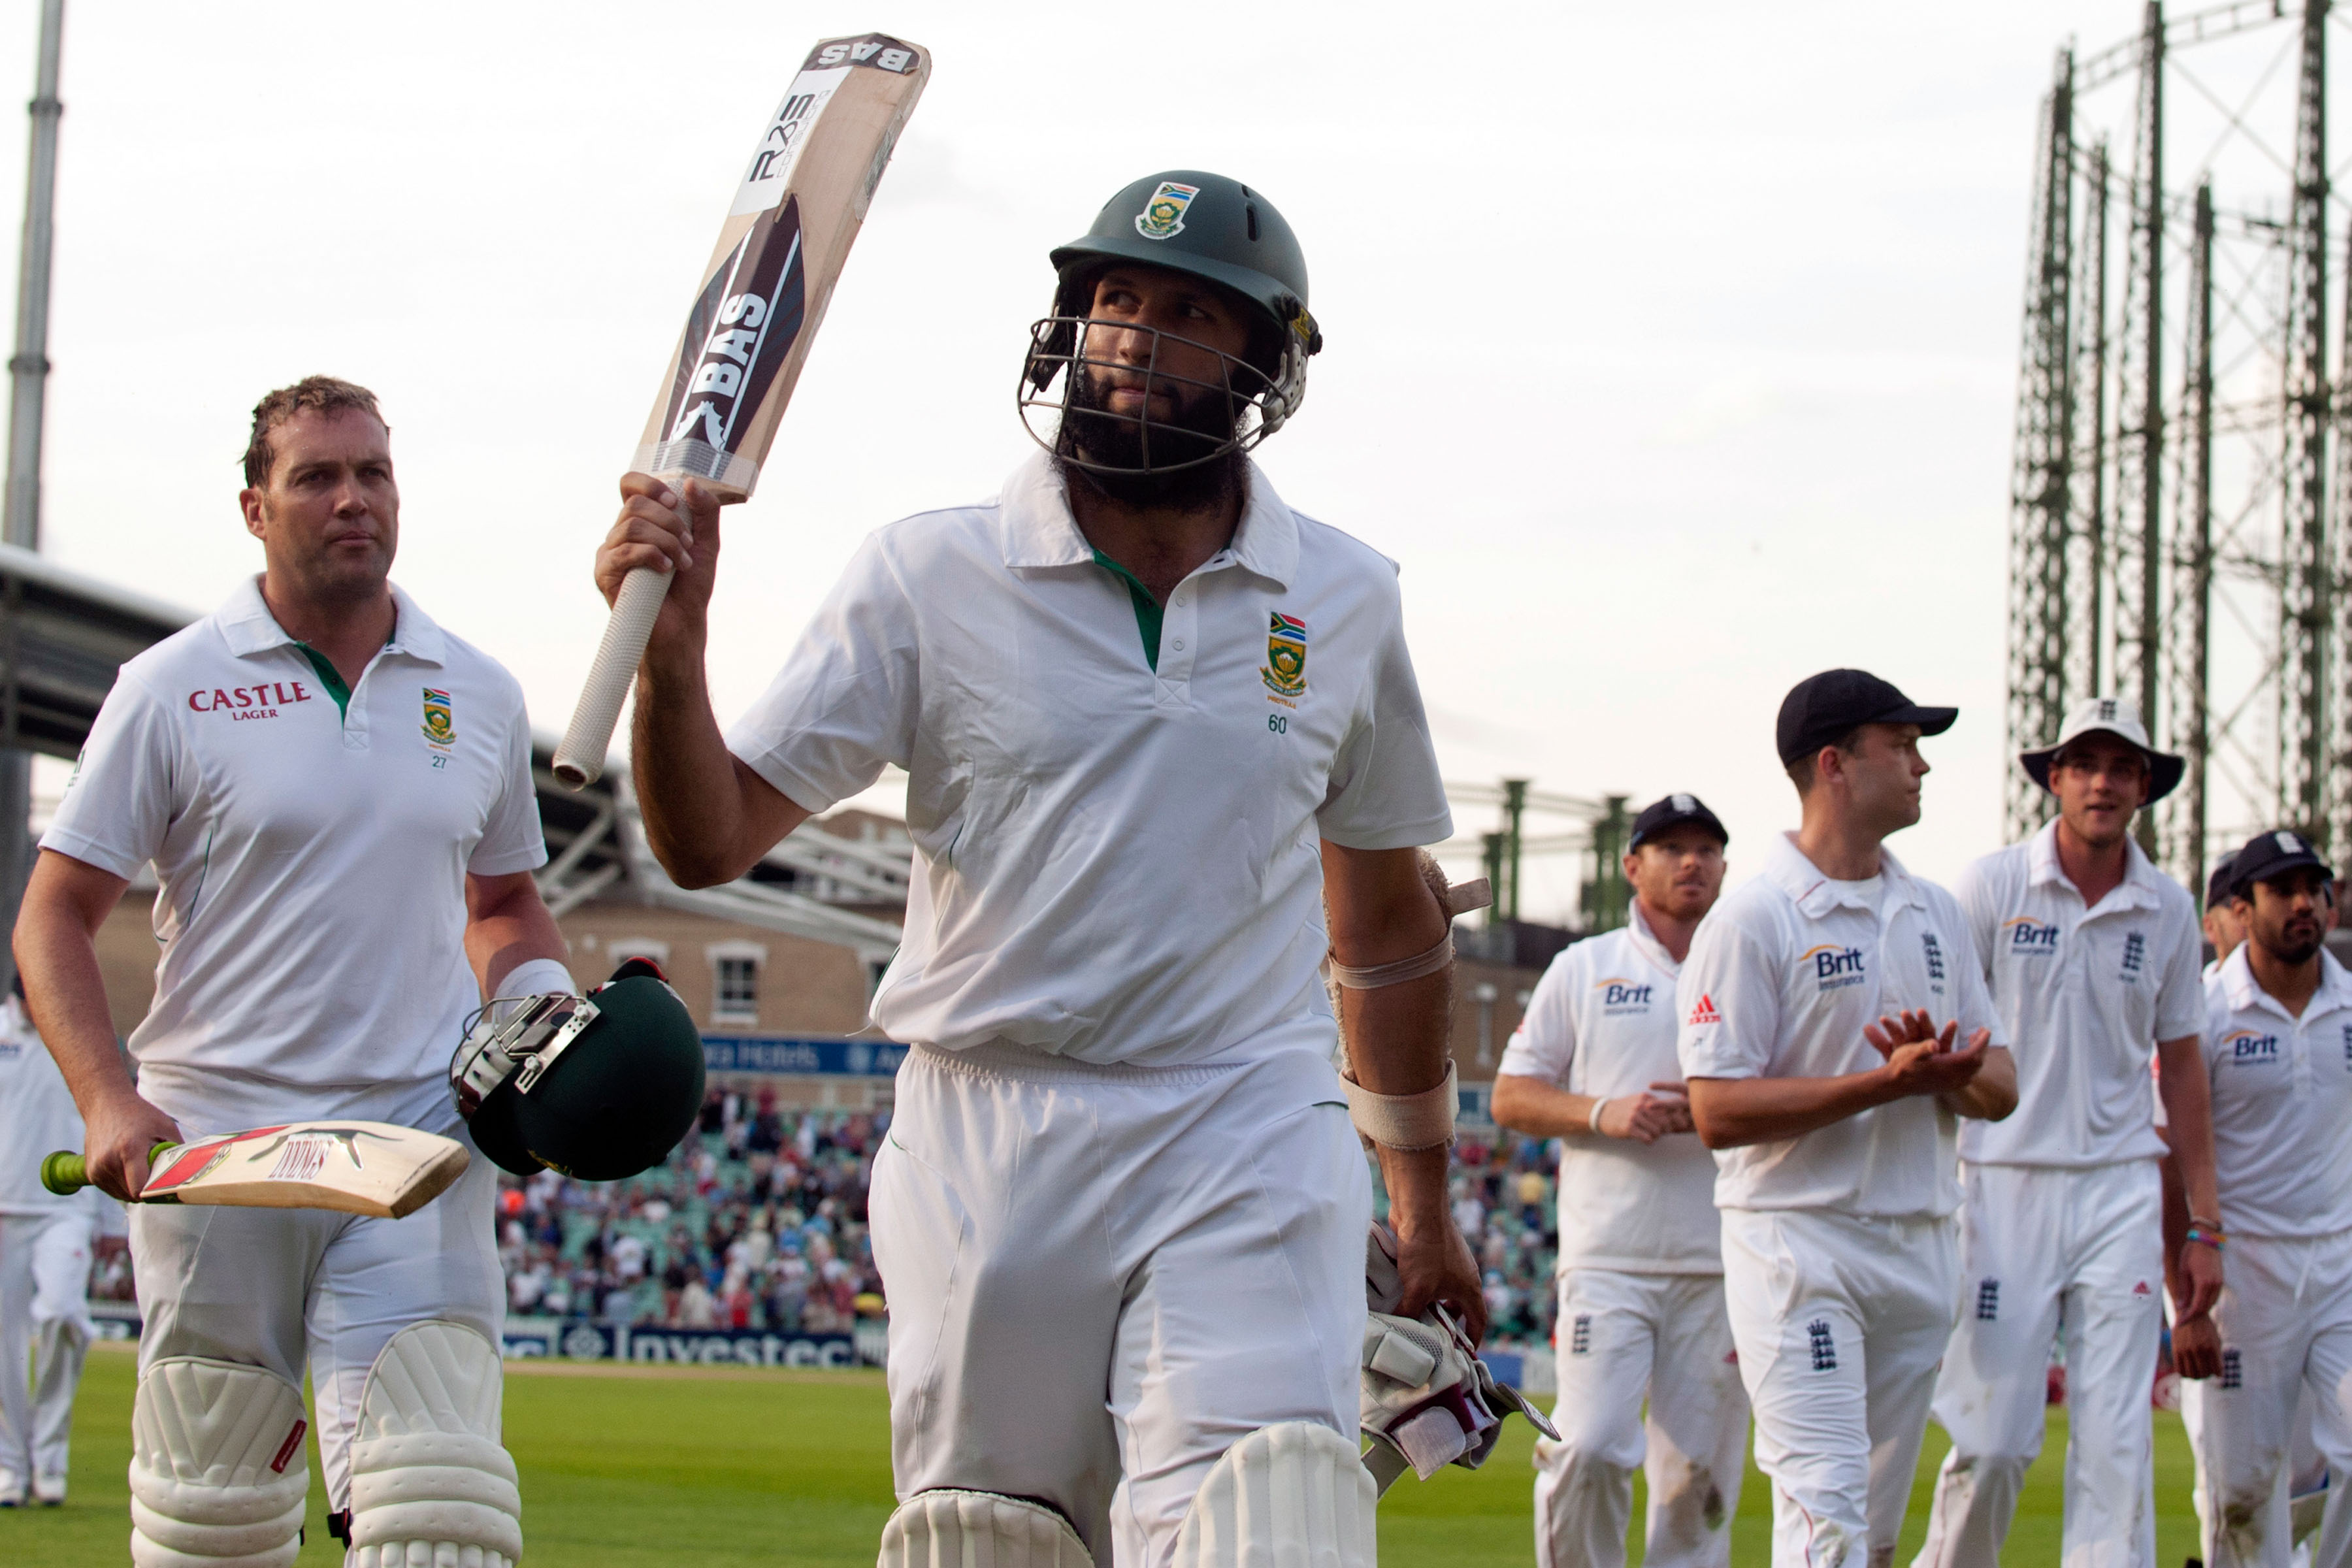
[1629,792,1728,851]
[2227,829,2334,898]
[1776,669,1957,766]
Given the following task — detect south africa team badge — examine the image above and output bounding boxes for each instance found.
[1262,612,1307,698]
[421,687,455,748]
[1135,180,1200,240]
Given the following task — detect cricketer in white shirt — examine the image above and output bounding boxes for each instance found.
[1495,798,1748,1568]
[0,989,121,1505]
[610,442,1459,1558]
[1914,806,2206,1568]
[2180,898,2352,1568]
[19,385,568,1565]
[1676,674,2014,1568]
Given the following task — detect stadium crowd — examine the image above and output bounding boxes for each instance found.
[491,1085,1567,1349]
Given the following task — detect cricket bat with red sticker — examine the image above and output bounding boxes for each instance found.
[41,1120,468,1219]
[551,33,932,789]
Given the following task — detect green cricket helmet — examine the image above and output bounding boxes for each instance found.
[1020,170,1323,472]
[451,956,704,1181]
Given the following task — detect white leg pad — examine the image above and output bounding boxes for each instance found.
[127,1356,310,1568]
[877,1488,1095,1567]
[346,1321,522,1568]
[1172,1421,1377,1568]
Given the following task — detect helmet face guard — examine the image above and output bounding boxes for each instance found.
[1017,312,1307,476]
[1026,169,1320,477]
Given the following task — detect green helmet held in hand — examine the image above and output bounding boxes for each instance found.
[450,956,705,1181]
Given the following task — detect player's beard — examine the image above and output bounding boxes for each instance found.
[1054,363,1250,512]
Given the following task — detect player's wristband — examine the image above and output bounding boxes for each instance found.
[494,958,577,1001]
[1588,1098,1609,1135]
[2185,1226,2227,1251]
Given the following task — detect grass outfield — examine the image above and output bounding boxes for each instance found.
[12,1343,2205,1566]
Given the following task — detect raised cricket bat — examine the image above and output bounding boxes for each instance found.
[41,1120,469,1220]
[551,33,931,789]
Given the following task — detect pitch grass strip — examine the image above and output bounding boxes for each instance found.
[19,1344,2206,1565]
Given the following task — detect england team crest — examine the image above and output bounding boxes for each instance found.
[421,687,455,748]
[1262,612,1307,698]
[1135,180,1201,240]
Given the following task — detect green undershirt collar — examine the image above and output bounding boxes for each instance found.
[1091,549,1162,672]
[293,644,353,719]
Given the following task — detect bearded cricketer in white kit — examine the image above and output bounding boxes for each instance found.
[13,378,570,1568]
[1494,792,1748,1568]
[2170,831,2352,1568]
[1912,698,2218,1568]
[1679,670,2017,1568]
[596,171,1482,1566]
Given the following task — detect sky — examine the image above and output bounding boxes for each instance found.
[0,1,2249,922]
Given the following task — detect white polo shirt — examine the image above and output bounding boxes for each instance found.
[725,450,1451,1068]
[42,577,546,1136]
[1954,821,2203,1168]
[0,995,113,1222]
[1495,904,1720,1274]
[1676,833,2001,1218]
[2200,946,2352,1239]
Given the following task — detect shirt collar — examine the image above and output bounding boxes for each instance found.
[994,448,1299,589]
[2219,941,2352,1021]
[2025,817,2164,912]
[1764,830,1925,920]
[214,574,447,666]
[1622,900,1679,975]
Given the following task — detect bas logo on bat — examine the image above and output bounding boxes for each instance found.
[651,212,809,478]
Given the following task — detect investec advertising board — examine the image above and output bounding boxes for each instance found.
[502,1318,877,1367]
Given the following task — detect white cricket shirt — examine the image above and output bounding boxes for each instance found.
[0,996,112,1220]
[726,451,1452,1068]
[1676,833,2002,1218]
[2199,946,2352,1239]
[42,578,546,1135]
[1953,821,2202,1168]
[1495,904,1720,1273]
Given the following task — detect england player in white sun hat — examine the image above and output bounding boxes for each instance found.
[1913,696,2215,1568]
[1678,668,2016,1568]
[2170,830,2352,1568]
[1494,792,1748,1568]
[14,377,569,1568]
[595,171,1486,1566]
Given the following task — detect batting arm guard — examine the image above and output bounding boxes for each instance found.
[346,1320,523,1568]
[128,1357,310,1568]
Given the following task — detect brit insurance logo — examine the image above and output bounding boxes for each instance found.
[1262,612,1307,702]
[1135,180,1201,240]
[2003,916,2061,956]
[1801,943,1867,992]
[421,688,455,751]
[2221,1028,2280,1064]
[1593,976,1654,1015]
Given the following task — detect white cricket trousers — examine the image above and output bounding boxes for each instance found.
[0,1210,95,1494]
[1534,1266,1748,1568]
[127,1126,502,1512]
[1916,1160,2163,1568]
[1721,1207,1959,1568]
[872,1041,1369,1568]
[2181,1228,2352,1568]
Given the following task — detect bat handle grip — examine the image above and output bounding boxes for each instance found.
[40,1140,178,1198]
[553,566,674,789]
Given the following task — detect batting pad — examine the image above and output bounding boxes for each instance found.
[877,1488,1095,1566]
[1172,1422,1376,1568]
[128,1357,310,1568]
[346,1320,523,1568]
